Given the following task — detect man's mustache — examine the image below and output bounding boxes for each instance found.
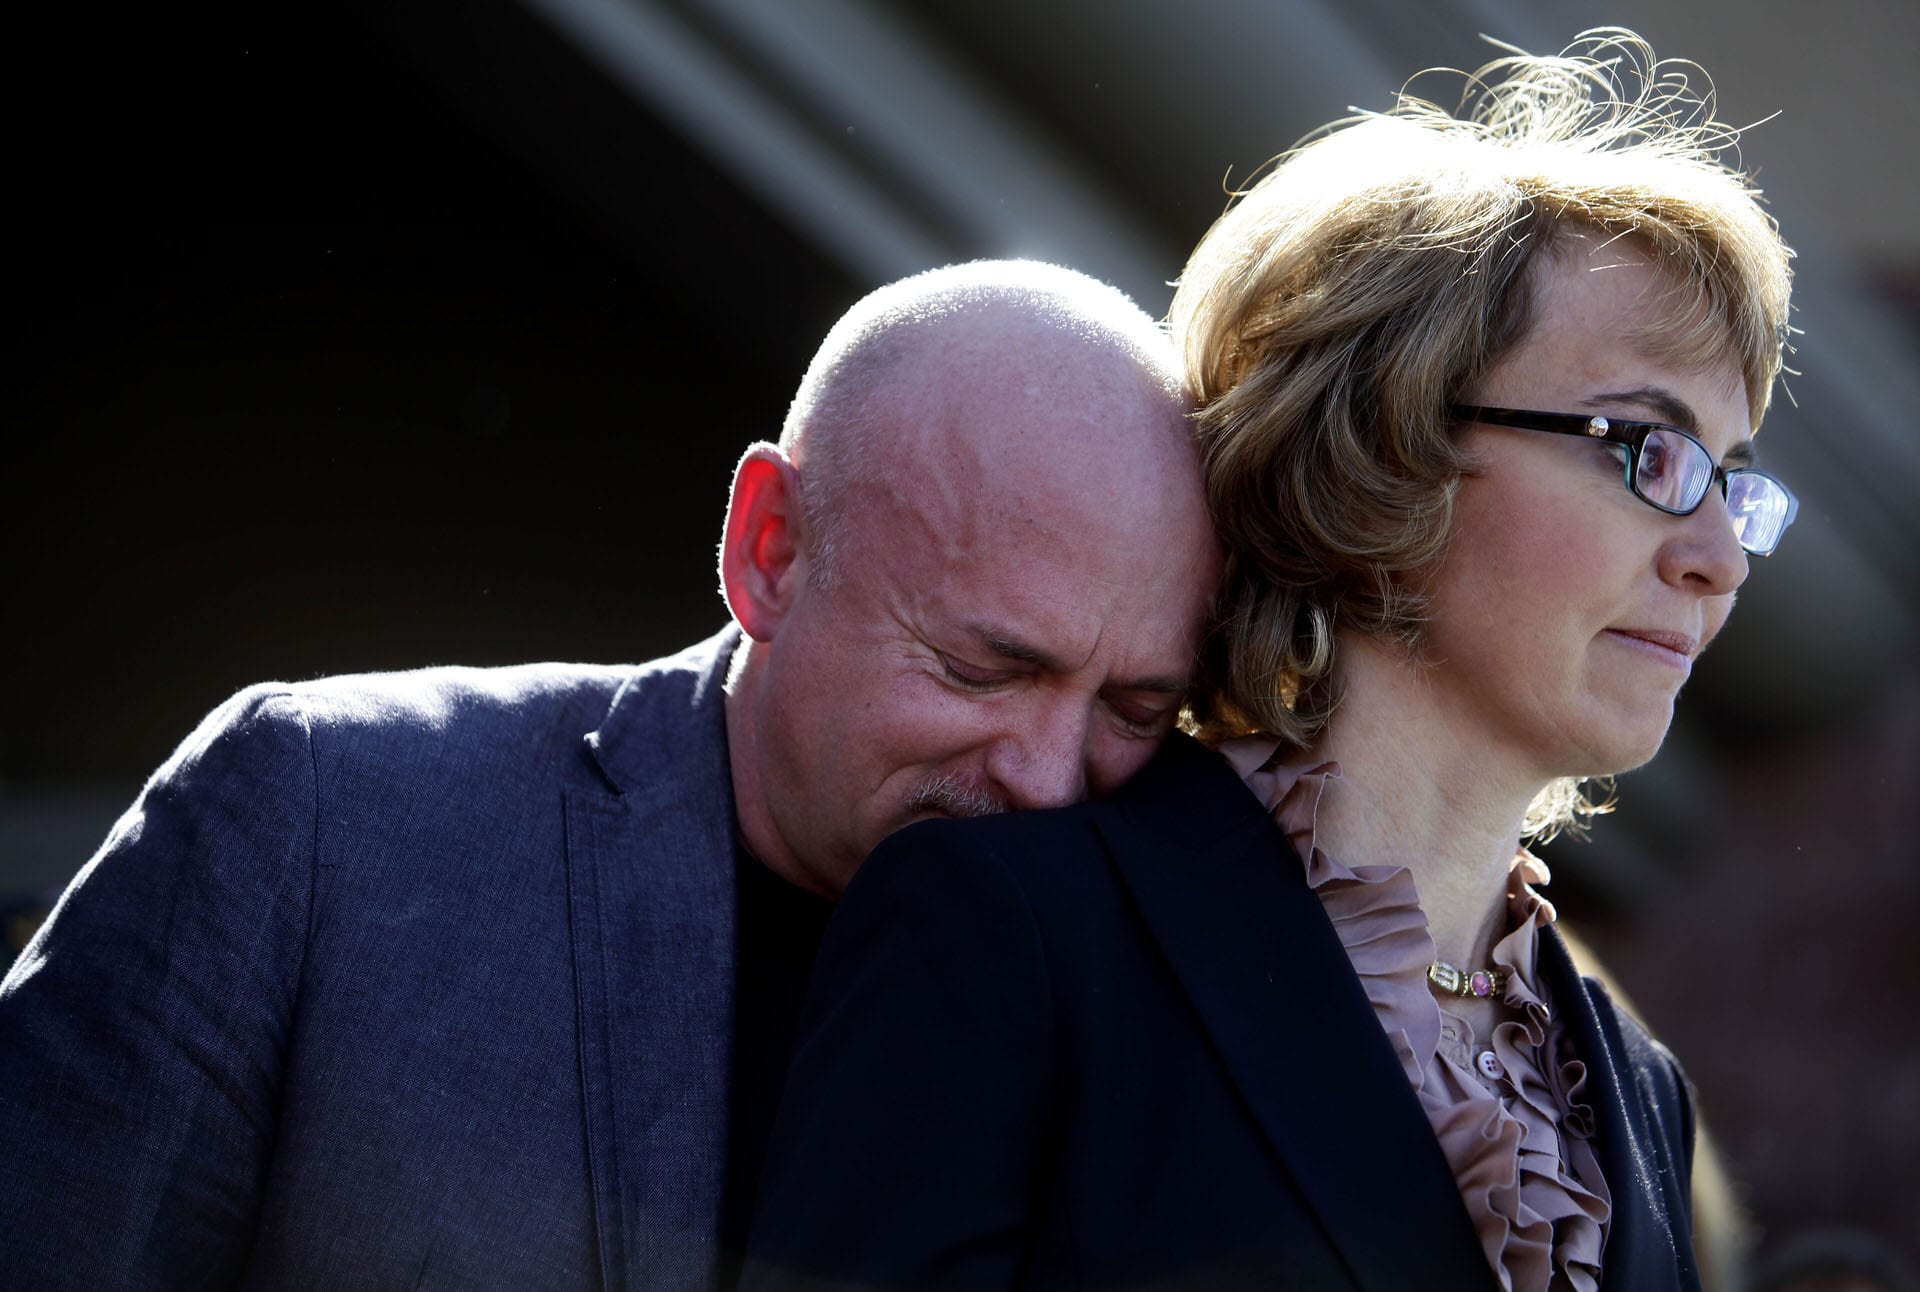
[905,773,1007,820]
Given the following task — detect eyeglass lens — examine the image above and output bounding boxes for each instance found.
[1726,473,1793,554]
[1631,426,1792,555]
[1632,428,1717,512]
[1448,406,1797,555]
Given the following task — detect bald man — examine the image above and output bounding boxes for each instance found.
[0,261,1220,1290]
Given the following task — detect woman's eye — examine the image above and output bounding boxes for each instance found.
[1639,437,1671,482]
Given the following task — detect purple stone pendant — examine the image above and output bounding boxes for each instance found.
[1427,961,1505,1000]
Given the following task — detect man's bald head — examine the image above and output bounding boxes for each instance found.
[719,259,1218,897]
[775,260,1188,583]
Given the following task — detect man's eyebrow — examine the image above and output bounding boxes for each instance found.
[977,630,1060,671]
[1110,674,1191,697]
[1586,385,1755,466]
[974,628,1191,694]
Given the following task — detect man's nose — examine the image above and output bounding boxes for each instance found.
[983,706,1091,812]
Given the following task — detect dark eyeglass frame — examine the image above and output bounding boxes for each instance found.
[1447,404,1799,556]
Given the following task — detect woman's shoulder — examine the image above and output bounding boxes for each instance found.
[848,802,1116,930]
[845,731,1284,941]
[879,730,1262,854]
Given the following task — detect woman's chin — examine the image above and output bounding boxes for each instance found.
[1559,706,1677,780]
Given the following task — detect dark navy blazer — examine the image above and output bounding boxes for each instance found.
[0,629,746,1290]
[746,732,1700,1291]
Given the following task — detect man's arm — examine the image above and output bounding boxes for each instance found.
[0,688,316,1288]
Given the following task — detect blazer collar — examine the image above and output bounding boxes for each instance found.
[568,625,743,1291]
[1096,733,1492,1291]
[585,624,742,794]
[1538,929,1700,1292]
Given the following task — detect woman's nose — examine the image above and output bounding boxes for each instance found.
[1660,490,1751,597]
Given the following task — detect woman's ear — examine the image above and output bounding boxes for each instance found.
[719,444,810,641]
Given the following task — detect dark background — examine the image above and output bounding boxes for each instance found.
[12,1,856,780]
[8,0,1917,1283]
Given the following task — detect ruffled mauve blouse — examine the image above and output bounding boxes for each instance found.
[1218,738,1612,1292]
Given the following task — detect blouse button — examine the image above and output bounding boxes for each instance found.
[1477,1050,1504,1081]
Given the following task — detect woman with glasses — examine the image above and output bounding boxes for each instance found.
[746,31,1793,1292]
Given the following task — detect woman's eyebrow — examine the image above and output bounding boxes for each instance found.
[1585,385,1757,465]
[1583,386,1699,433]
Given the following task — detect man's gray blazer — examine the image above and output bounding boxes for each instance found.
[0,627,746,1290]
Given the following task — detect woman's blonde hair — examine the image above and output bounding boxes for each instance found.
[1172,29,1793,838]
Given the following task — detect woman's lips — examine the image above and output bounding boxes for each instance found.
[1604,628,1698,670]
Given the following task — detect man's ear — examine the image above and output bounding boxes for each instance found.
[720,444,810,642]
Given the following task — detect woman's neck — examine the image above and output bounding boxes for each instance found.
[1300,634,1546,968]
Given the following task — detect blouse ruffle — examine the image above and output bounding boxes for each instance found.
[1219,738,1612,1292]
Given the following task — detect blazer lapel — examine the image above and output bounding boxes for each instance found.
[1539,929,1699,1292]
[1097,736,1492,1292]
[567,629,742,1292]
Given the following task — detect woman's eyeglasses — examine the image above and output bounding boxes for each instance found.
[1448,405,1799,556]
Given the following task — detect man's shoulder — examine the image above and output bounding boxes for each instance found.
[181,663,629,788]
[285,659,627,723]
[156,629,739,806]
[286,660,635,740]
[222,628,735,751]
